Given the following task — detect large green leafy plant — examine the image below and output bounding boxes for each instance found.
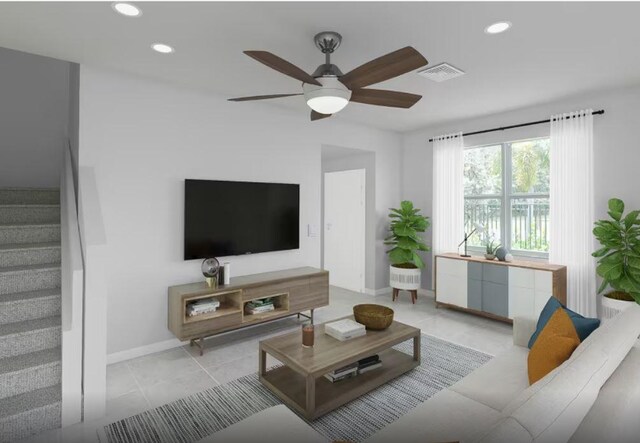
[385,201,430,269]
[592,198,640,303]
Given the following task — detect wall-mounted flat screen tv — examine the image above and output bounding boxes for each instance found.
[184,179,300,260]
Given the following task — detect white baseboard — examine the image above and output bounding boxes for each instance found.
[419,289,435,298]
[364,287,433,298]
[364,287,392,296]
[107,338,185,365]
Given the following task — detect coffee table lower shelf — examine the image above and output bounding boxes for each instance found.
[260,347,419,420]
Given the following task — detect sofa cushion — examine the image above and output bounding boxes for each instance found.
[474,417,533,443]
[527,308,580,384]
[528,297,600,348]
[502,304,640,443]
[364,389,502,443]
[195,405,326,443]
[569,345,640,443]
[450,345,529,411]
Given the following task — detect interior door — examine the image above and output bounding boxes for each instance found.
[323,169,366,292]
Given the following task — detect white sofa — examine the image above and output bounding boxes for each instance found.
[199,304,640,443]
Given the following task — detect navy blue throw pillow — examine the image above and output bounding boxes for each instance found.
[527,297,600,349]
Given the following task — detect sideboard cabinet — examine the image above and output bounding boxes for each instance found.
[435,253,566,323]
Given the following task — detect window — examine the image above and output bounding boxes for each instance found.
[464,138,550,256]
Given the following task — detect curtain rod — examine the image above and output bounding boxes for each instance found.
[428,109,605,142]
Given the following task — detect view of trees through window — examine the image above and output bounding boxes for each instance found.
[464,138,550,255]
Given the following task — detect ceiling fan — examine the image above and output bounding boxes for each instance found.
[228,31,428,121]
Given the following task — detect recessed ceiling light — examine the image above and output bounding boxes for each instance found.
[151,43,174,54]
[485,21,512,34]
[112,2,141,17]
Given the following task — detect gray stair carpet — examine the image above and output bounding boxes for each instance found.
[0,188,62,443]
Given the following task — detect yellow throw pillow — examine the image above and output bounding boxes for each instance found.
[528,307,580,385]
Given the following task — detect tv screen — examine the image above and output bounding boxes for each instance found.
[184,179,300,260]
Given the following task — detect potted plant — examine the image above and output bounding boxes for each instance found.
[485,239,500,260]
[592,198,640,318]
[385,201,430,294]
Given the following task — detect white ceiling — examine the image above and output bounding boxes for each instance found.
[1,1,639,132]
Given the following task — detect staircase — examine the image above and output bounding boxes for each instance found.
[0,188,62,442]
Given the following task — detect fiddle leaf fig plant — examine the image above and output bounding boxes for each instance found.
[385,201,431,269]
[592,198,640,304]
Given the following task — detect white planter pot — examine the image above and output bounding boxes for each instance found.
[390,265,421,291]
[600,293,635,321]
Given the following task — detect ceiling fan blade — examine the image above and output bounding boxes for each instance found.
[244,51,321,86]
[310,110,332,121]
[349,89,422,108]
[228,93,302,102]
[339,47,428,89]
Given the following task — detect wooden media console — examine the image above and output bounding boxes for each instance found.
[168,267,329,355]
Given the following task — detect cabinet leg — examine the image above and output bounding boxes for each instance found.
[413,333,421,362]
[199,337,204,356]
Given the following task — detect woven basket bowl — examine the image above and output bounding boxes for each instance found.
[353,304,394,330]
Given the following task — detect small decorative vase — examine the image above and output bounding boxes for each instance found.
[496,247,508,261]
[484,254,496,260]
[302,324,314,348]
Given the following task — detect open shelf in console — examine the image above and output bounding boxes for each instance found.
[242,292,290,324]
[183,289,242,324]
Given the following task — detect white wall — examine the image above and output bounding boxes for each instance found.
[402,85,640,290]
[0,47,71,188]
[78,66,402,356]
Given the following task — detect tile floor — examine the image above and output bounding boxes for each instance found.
[25,286,513,443]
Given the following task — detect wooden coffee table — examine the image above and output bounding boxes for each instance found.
[259,316,421,420]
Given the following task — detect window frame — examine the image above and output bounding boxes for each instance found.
[464,137,550,259]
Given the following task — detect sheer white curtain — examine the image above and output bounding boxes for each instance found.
[432,132,464,257]
[549,109,596,317]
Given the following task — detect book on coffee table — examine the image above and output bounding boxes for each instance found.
[325,318,366,341]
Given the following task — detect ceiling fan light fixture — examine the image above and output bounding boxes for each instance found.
[303,77,351,115]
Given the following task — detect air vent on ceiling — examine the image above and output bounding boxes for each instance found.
[417,63,465,82]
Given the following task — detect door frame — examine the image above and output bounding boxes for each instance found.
[322,168,366,292]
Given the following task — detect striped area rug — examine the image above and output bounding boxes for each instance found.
[103,334,491,443]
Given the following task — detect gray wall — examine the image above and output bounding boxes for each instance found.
[78,65,403,355]
[0,46,72,188]
[402,84,640,290]
[321,147,377,291]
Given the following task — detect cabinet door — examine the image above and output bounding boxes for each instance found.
[482,281,509,317]
[436,258,468,307]
[509,267,536,319]
[509,286,535,319]
[534,271,553,317]
[467,278,482,310]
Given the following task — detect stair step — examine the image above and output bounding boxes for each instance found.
[0,224,61,246]
[0,289,61,326]
[0,242,61,268]
[0,264,60,295]
[0,348,61,400]
[0,205,60,224]
[0,384,61,443]
[0,316,61,359]
[0,188,59,205]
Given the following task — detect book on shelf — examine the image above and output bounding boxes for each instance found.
[187,299,221,317]
[324,355,382,382]
[245,303,275,315]
[325,318,366,341]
